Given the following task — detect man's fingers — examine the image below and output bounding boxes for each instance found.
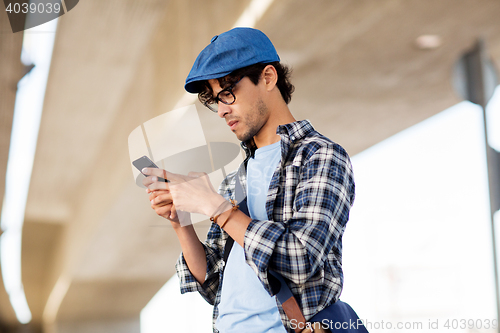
[149,182,168,191]
[151,192,173,206]
[143,175,169,191]
[154,204,173,218]
[142,176,155,187]
[169,205,178,220]
[162,169,178,182]
[142,168,181,183]
[141,167,166,178]
[148,189,167,201]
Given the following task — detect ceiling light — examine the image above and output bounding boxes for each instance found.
[0,17,58,324]
[415,34,442,50]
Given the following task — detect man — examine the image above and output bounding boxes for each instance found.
[143,28,356,333]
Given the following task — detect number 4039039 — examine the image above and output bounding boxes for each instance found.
[443,319,498,330]
[5,2,61,14]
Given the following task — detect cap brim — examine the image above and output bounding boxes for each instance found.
[184,70,234,94]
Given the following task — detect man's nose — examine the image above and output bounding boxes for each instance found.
[218,102,231,118]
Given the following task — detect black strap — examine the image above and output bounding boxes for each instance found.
[223,236,234,264]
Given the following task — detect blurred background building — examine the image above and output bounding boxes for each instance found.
[1,0,500,332]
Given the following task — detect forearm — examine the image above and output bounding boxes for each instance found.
[194,194,251,248]
[215,208,251,247]
[174,224,207,284]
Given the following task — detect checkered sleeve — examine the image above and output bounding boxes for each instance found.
[243,143,355,295]
[175,223,224,305]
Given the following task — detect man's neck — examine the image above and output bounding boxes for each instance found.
[253,102,295,148]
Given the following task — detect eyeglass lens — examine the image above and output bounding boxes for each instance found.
[205,77,243,112]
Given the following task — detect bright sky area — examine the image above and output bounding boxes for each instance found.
[141,87,500,333]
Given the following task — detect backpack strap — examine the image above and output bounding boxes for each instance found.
[222,236,234,264]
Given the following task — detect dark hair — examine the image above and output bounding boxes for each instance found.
[198,62,294,106]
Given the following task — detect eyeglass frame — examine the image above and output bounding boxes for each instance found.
[203,76,245,113]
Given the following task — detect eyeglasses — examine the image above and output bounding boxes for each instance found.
[204,77,244,113]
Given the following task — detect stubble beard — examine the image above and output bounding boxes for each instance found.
[235,98,268,143]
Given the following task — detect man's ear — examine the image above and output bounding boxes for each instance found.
[262,65,278,91]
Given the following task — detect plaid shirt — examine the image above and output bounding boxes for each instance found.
[176,120,355,332]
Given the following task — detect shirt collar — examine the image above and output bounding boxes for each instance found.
[276,119,314,143]
[240,119,314,160]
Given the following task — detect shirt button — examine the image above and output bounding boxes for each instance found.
[211,35,218,43]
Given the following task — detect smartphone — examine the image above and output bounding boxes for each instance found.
[132,155,169,182]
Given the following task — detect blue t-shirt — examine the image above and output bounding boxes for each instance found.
[216,141,286,333]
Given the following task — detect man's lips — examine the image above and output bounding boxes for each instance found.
[227,120,238,130]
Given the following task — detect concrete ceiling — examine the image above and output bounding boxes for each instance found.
[1,0,500,331]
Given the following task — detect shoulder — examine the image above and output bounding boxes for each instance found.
[295,129,356,203]
[303,130,349,157]
[290,128,352,169]
[279,119,351,164]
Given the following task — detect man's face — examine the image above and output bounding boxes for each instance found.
[208,76,269,143]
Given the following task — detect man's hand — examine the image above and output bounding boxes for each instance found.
[147,189,178,221]
[144,171,207,285]
[142,168,226,218]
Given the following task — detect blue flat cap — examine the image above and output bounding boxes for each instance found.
[184,27,280,94]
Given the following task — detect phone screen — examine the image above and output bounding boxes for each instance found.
[133,155,159,172]
[132,156,169,182]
